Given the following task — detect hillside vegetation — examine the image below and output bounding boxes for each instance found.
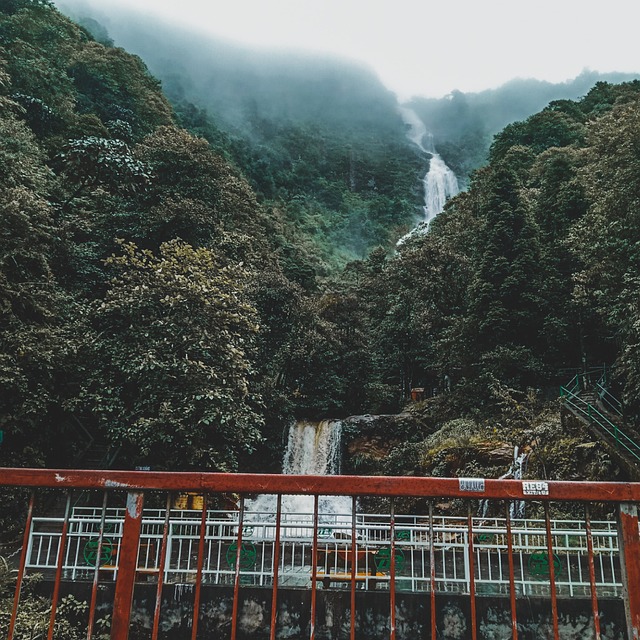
[2,1,640,487]
[61,2,426,268]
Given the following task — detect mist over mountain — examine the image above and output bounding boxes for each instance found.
[56,1,401,137]
[59,1,640,191]
[410,70,640,185]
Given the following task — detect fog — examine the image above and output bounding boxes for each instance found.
[56,0,640,100]
[56,1,403,138]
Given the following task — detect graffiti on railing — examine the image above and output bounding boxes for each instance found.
[83,539,113,567]
[226,542,257,570]
[528,552,562,579]
[374,547,405,573]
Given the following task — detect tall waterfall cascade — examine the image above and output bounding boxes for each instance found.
[397,106,459,242]
[247,419,351,518]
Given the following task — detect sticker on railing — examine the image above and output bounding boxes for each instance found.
[522,481,549,496]
[459,478,485,492]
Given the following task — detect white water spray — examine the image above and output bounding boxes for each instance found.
[397,106,459,240]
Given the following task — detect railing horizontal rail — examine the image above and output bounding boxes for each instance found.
[3,468,640,640]
[3,467,640,502]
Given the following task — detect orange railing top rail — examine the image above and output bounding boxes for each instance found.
[1,467,640,502]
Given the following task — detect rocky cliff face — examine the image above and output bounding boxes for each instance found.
[340,395,626,517]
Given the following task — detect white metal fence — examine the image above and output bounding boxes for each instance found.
[25,506,622,598]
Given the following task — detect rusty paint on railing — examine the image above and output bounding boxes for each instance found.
[505,503,518,640]
[2,468,640,640]
[585,504,602,640]
[618,503,640,640]
[110,492,144,640]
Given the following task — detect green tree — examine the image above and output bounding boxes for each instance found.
[464,165,545,387]
[80,240,263,470]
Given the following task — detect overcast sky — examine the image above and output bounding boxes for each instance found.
[57,0,640,98]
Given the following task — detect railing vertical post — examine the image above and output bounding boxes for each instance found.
[389,498,396,640]
[543,503,560,640]
[310,494,319,640]
[151,493,173,640]
[231,496,245,640]
[466,502,477,640]
[111,491,144,640]
[505,502,518,640]
[191,492,208,640]
[269,494,282,640]
[48,491,72,640]
[8,490,35,640]
[350,495,357,640]
[584,504,602,640]
[428,501,436,640]
[87,491,108,640]
[618,502,640,640]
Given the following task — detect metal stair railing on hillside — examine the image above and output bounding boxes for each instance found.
[560,384,640,465]
[596,371,623,417]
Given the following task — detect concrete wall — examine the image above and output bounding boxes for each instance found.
[55,583,628,639]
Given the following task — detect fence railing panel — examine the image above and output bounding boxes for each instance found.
[2,469,640,640]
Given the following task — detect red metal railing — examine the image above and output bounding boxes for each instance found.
[2,468,640,640]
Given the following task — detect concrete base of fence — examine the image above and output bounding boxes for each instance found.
[41,582,628,639]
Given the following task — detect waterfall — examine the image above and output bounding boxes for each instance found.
[423,155,460,224]
[509,446,529,519]
[283,420,343,476]
[479,446,529,520]
[247,419,351,518]
[397,105,459,241]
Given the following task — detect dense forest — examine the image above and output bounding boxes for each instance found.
[2,0,640,488]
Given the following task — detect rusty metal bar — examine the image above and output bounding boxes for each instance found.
[151,493,172,640]
[466,502,477,640]
[48,491,72,640]
[87,491,108,640]
[110,491,145,640]
[191,493,208,640]
[543,502,560,640]
[8,490,35,640]
[269,494,282,640]
[389,498,396,640]
[429,501,436,640]
[230,496,245,640]
[618,502,640,640]
[350,495,357,640]
[4,468,640,502]
[310,494,319,640]
[585,504,602,640]
[505,502,518,640]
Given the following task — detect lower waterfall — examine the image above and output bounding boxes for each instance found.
[247,419,351,519]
